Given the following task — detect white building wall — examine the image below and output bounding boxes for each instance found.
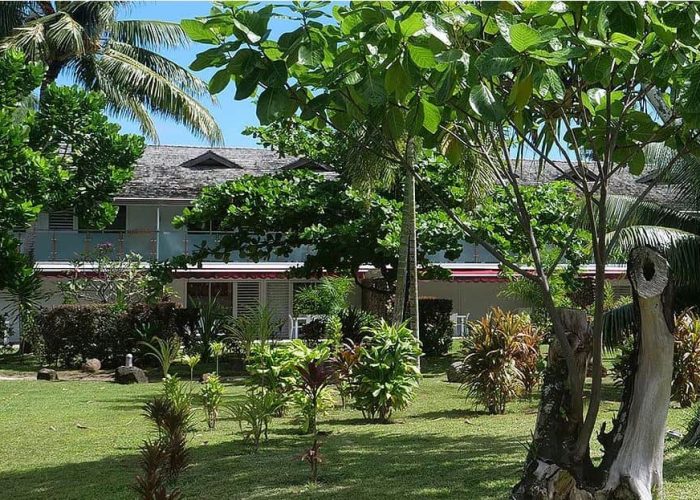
[418,280,525,320]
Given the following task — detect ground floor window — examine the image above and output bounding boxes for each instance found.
[186,280,311,338]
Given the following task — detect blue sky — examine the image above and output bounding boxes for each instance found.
[60,1,288,147]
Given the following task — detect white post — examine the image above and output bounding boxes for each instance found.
[126,353,133,368]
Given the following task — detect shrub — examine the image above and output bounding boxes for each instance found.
[338,307,376,345]
[351,320,421,422]
[332,342,360,408]
[201,374,224,430]
[136,395,191,500]
[246,343,299,413]
[162,375,193,415]
[289,341,336,434]
[460,308,540,414]
[294,276,353,316]
[227,305,281,360]
[418,298,453,356]
[682,403,700,447]
[613,311,700,408]
[36,302,194,368]
[299,318,327,347]
[228,389,282,451]
[190,298,227,361]
[673,312,700,408]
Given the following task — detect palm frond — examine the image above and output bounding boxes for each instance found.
[111,20,190,50]
[0,23,47,59]
[602,302,634,352]
[96,48,223,144]
[603,195,700,234]
[0,2,40,38]
[46,12,86,56]
[108,41,210,98]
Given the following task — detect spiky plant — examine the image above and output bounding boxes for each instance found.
[228,389,283,451]
[299,438,323,483]
[0,1,221,143]
[209,341,225,374]
[181,353,200,382]
[200,374,224,430]
[140,336,180,378]
[460,308,526,415]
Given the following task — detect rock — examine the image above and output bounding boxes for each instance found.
[37,368,58,381]
[114,366,148,384]
[81,358,101,373]
[446,361,465,383]
[200,372,211,383]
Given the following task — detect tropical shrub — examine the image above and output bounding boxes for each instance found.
[162,375,193,415]
[227,305,281,360]
[673,312,700,408]
[294,277,353,316]
[136,396,192,500]
[332,342,360,408]
[682,403,700,448]
[209,341,225,374]
[201,374,224,430]
[613,311,700,408]
[246,343,299,412]
[351,320,421,422]
[299,437,323,483]
[36,302,194,368]
[142,336,181,378]
[289,341,336,434]
[460,308,540,414]
[338,307,376,346]
[228,389,283,451]
[418,298,453,356]
[299,318,327,347]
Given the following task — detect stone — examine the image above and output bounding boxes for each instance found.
[37,368,58,381]
[81,358,101,373]
[200,372,212,383]
[446,361,465,383]
[114,366,148,384]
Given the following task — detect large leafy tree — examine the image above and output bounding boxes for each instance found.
[0,50,144,292]
[0,1,222,143]
[187,1,700,496]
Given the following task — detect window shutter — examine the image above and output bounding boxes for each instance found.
[236,282,260,316]
[48,210,74,231]
[266,281,290,338]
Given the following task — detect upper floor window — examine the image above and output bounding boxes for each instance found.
[48,210,75,231]
[78,205,127,232]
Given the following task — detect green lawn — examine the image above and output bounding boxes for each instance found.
[1,355,699,499]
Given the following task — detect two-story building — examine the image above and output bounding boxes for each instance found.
[4,145,668,343]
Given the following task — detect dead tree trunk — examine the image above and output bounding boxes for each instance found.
[512,247,674,499]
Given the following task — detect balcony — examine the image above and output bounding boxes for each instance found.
[15,230,497,265]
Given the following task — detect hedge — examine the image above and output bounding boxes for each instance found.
[36,302,197,368]
[418,298,454,356]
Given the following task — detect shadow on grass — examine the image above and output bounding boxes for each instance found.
[0,429,525,500]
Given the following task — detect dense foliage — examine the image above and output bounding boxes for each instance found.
[461,308,541,414]
[418,298,454,356]
[350,321,422,422]
[36,302,196,368]
[672,313,700,408]
[0,50,143,291]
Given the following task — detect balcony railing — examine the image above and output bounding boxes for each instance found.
[15,230,498,265]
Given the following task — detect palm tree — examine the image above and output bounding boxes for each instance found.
[0,1,222,143]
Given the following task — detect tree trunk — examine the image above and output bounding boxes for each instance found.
[512,247,674,499]
[392,176,410,326]
[406,169,419,340]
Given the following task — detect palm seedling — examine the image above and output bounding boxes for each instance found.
[182,353,201,382]
[140,336,180,378]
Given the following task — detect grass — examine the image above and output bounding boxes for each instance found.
[1,353,699,499]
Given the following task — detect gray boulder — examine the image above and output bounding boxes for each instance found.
[81,358,101,373]
[37,368,58,381]
[114,366,148,384]
[446,361,465,383]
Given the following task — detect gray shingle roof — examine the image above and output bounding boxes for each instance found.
[116,145,674,204]
[116,145,307,200]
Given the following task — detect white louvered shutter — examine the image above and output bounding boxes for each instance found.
[236,282,260,316]
[266,281,291,339]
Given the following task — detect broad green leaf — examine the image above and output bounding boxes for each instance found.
[181,19,218,44]
[400,13,424,38]
[442,134,464,165]
[421,99,441,134]
[581,54,612,85]
[509,73,533,110]
[474,42,519,77]
[234,71,260,100]
[469,84,505,122]
[508,23,543,52]
[298,44,323,66]
[256,87,296,125]
[383,107,405,140]
[385,62,411,101]
[544,69,565,101]
[408,44,436,69]
[209,68,231,94]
